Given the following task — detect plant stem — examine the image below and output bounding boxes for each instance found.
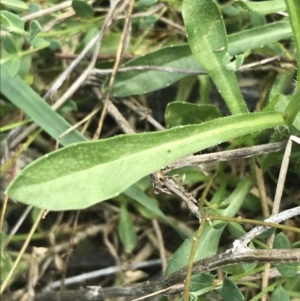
[208,215,300,234]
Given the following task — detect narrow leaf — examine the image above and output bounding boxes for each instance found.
[0,64,86,146]
[124,185,185,237]
[165,178,253,274]
[111,20,291,97]
[182,0,247,114]
[234,0,286,15]
[124,185,171,226]
[118,203,137,251]
[6,112,285,211]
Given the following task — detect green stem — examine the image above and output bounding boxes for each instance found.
[248,278,285,301]
[209,215,300,234]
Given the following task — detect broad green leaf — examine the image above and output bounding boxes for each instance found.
[190,273,215,292]
[111,21,291,97]
[165,223,226,275]
[228,222,246,239]
[274,233,298,277]
[270,285,289,301]
[0,11,25,34]
[0,64,86,146]
[0,0,29,12]
[8,111,284,210]
[165,178,253,274]
[220,277,244,301]
[72,0,94,19]
[29,20,42,41]
[138,0,157,7]
[234,0,286,15]
[118,202,137,251]
[4,57,20,77]
[2,34,18,54]
[29,37,50,48]
[183,0,247,114]
[50,39,61,51]
[6,112,285,211]
[17,55,32,79]
[165,103,222,127]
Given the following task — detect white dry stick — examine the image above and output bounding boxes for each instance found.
[45,2,118,101]
[232,206,300,252]
[6,1,125,149]
[233,135,300,252]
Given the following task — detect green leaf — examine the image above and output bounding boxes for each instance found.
[234,0,286,15]
[190,273,215,292]
[6,112,285,211]
[111,20,291,97]
[125,185,170,225]
[165,178,253,274]
[29,20,42,41]
[118,202,137,251]
[57,100,78,115]
[220,277,244,301]
[274,233,298,277]
[275,94,300,132]
[29,37,50,48]
[72,0,94,19]
[0,10,25,34]
[2,34,18,54]
[165,103,222,127]
[4,57,20,77]
[0,0,29,12]
[182,0,247,114]
[168,166,209,185]
[255,227,276,240]
[270,285,289,301]
[17,55,32,79]
[166,223,225,275]
[223,53,244,72]
[138,0,157,7]
[0,64,86,146]
[228,222,246,239]
[0,234,13,284]
[50,39,61,51]
[110,46,200,97]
